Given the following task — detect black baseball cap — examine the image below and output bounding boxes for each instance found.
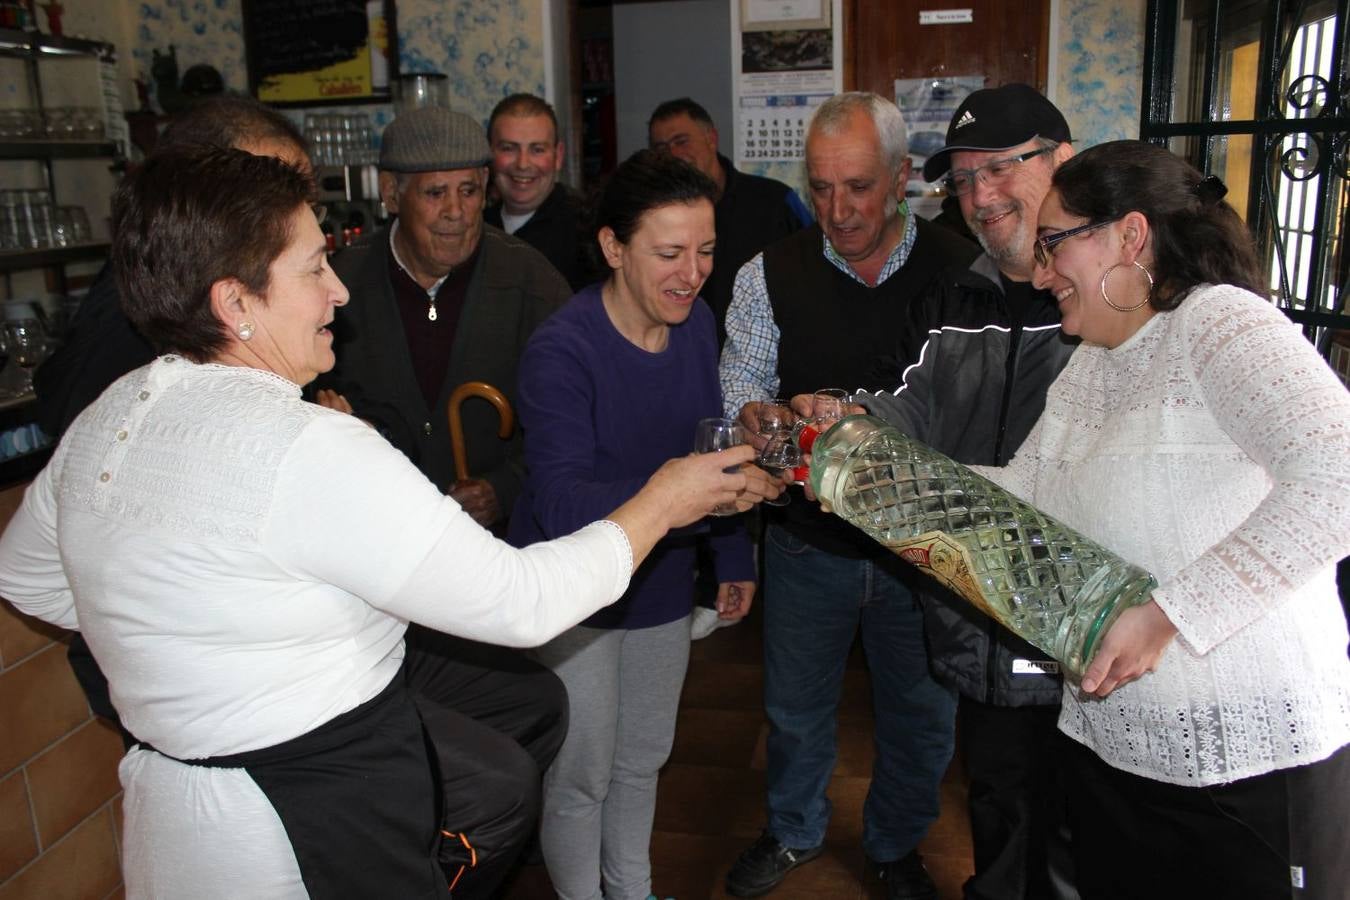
[920,83,1071,182]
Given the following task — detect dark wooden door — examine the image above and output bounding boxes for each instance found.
[845,0,1050,95]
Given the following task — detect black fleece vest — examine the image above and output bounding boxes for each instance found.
[763,217,978,556]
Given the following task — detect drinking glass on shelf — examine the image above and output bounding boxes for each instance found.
[0,327,11,400]
[62,205,92,244]
[693,416,746,517]
[49,206,73,247]
[0,193,20,250]
[811,387,849,430]
[755,399,797,506]
[6,319,47,395]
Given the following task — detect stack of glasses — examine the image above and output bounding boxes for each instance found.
[304,112,377,167]
[0,107,104,140]
[0,190,93,251]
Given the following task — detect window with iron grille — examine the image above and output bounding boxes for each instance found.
[1142,0,1350,383]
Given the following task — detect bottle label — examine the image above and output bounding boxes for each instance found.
[891,531,1001,622]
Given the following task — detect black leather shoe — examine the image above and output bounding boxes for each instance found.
[725,830,824,897]
[873,850,938,900]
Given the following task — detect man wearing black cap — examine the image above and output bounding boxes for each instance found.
[316,105,572,899]
[861,83,1080,900]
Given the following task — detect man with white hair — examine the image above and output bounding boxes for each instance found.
[720,92,978,899]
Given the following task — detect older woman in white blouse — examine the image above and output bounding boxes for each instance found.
[986,140,1350,899]
[0,146,774,899]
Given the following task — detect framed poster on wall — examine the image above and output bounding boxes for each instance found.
[243,0,397,106]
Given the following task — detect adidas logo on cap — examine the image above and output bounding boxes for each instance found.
[955,110,976,129]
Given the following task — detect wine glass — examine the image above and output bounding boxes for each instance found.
[6,319,46,395]
[755,400,798,506]
[693,417,746,517]
[811,387,850,432]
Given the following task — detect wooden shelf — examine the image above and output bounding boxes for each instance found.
[0,29,114,60]
[0,242,110,272]
[0,139,118,159]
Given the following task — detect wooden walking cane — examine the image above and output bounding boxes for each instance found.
[447,381,515,480]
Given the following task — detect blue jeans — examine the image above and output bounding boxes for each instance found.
[761,524,956,861]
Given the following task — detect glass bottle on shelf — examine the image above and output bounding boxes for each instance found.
[795,415,1156,680]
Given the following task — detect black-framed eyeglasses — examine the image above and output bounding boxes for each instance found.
[943,146,1056,196]
[1032,217,1121,268]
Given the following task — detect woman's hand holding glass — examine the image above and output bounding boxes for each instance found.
[638,445,756,528]
[696,415,783,512]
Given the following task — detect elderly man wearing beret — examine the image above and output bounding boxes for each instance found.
[316,106,572,899]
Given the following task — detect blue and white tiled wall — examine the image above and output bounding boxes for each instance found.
[64,0,1145,178]
[1054,0,1146,150]
[100,0,548,133]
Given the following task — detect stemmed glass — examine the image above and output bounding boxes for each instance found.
[810,388,849,430]
[6,319,46,396]
[755,400,798,506]
[694,417,746,517]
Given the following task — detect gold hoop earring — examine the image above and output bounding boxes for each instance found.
[1099,261,1153,313]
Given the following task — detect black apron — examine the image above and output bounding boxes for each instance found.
[140,673,447,899]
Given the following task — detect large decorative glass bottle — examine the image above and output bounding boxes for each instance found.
[795,415,1156,680]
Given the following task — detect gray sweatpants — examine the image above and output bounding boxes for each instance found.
[533,616,692,900]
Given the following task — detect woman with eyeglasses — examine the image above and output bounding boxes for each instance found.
[969,139,1350,898]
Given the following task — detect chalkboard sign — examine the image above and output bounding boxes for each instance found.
[243,0,397,106]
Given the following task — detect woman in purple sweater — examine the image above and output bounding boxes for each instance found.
[509,150,765,900]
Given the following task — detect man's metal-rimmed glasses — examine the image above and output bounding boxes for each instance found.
[943,146,1056,196]
[1032,218,1121,269]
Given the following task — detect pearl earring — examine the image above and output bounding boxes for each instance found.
[238,322,254,341]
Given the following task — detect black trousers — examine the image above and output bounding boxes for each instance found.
[959,699,1078,900]
[404,625,568,900]
[1060,733,1350,900]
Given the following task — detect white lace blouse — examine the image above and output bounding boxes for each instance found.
[975,284,1350,786]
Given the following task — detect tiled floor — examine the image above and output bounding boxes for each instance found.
[502,603,974,899]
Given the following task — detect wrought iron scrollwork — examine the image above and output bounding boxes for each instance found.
[1285,74,1332,118]
[1278,133,1326,181]
[1145,0,1349,356]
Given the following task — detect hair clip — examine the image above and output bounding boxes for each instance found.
[1193,174,1228,205]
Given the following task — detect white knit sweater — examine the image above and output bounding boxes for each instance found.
[0,357,634,898]
[975,284,1350,786]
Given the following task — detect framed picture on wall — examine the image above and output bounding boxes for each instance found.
[740,0,830,32]
[242,0,398,106]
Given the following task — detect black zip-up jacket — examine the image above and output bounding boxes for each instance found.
[862,254,1076,706]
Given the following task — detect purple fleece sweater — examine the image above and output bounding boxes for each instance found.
[507,283,754,629]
